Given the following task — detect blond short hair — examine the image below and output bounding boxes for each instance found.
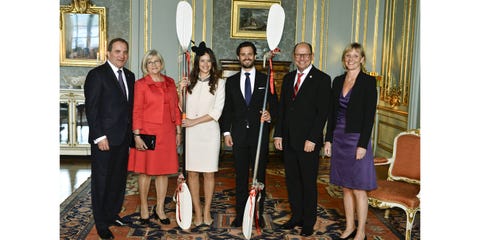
[141,49,165,75]
[341,42,366,71]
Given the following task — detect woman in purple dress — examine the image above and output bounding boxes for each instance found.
[324,43,377,240]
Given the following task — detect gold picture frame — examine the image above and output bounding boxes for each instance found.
[60,0,107,67]
[230,0,281,39]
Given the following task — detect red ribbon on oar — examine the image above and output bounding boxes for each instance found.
[182,51,191,120]
[268,48,281,94]
[255,190,263,235]
[248,188,256,219]
[175,179,184,222]
[248,185,264,235]
[186,51,191,77]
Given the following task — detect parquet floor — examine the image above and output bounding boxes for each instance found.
[60,155,91,203]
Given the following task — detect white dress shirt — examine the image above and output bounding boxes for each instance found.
[294,64,313,90]
[240,68,256,99]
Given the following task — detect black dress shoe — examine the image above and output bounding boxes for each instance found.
[152,205,171,224]
[279,219,303,230]
[152,211,170,224]
[300,228,314,237]
[230,218,242,227]
[97,227,114,239]
[112,216,130,227]
[159,217,170,225]
[139,218,150,225]
[338,229,357,239]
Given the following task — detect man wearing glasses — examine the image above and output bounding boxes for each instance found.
[273,42,331,236]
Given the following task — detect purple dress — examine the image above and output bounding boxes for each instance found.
[329,89,377,190]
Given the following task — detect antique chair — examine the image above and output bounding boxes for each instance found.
[368,129,420,240]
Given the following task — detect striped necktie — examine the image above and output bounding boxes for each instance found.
[293,72,304,98]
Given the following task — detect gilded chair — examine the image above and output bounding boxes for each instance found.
[368,129,420,240]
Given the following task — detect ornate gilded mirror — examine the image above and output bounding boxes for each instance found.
[60,0,106,67]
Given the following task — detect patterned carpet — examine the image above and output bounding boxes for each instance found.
[60,156,419,239]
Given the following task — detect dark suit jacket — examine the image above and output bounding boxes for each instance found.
[274,65,331,150]
[220,70,278,146]
[84,62,135,146]
[325,71,377,148]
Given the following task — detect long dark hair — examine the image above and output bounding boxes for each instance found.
[188,47,221,95]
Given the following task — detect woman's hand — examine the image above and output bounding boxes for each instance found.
[134,136,148,150]
[179,77,189,91]
[356,147,367,160]
[324,141,331,157]
[182,118,196,128]
[176,133,182,146]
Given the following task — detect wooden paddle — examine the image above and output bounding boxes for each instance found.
[242,4,285,239]
[174,1,193,230]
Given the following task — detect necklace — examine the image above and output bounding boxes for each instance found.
[199,75,210,82]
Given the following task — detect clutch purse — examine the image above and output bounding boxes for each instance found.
[130,134,156,150]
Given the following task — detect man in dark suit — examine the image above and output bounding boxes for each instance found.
[273,42,331,236]
[84,38,135,239]
[220,41,278,228]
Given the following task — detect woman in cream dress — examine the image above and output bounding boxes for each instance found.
[179,42,225,226]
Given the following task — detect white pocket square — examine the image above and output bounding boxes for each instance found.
[258,87,265,89]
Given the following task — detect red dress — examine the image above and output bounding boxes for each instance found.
[128,74,181,175]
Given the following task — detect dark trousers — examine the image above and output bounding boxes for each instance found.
[283,143,320,229]
[232,142,268,220]
[90,138,129,229]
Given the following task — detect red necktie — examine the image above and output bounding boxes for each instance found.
[293,72,304,98]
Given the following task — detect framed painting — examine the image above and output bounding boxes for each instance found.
[230,0,281,39]
[60,0,107,67]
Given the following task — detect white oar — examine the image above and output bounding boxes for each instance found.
[242,3,285,240]
[175,1,193,230]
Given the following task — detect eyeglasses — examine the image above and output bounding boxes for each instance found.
[294,53,312,59]
[147,60,161,65]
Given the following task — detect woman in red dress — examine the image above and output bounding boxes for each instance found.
[128,50,181,225]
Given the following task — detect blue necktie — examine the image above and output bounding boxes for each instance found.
[244,72,251,105]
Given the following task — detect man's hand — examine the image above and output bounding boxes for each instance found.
[274,138,283,151]
[260,110,271,123]
[97,138,110,151]
[304,140,315,152]
[224,135,233,147]
[323,141,331,157]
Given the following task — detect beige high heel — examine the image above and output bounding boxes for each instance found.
[203,218,214,226]
[203,209,213,226]
[193,215,203,226]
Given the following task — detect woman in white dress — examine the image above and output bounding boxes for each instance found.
[179,42,225,226]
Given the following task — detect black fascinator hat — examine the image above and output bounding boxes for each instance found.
[191,41,209,56]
